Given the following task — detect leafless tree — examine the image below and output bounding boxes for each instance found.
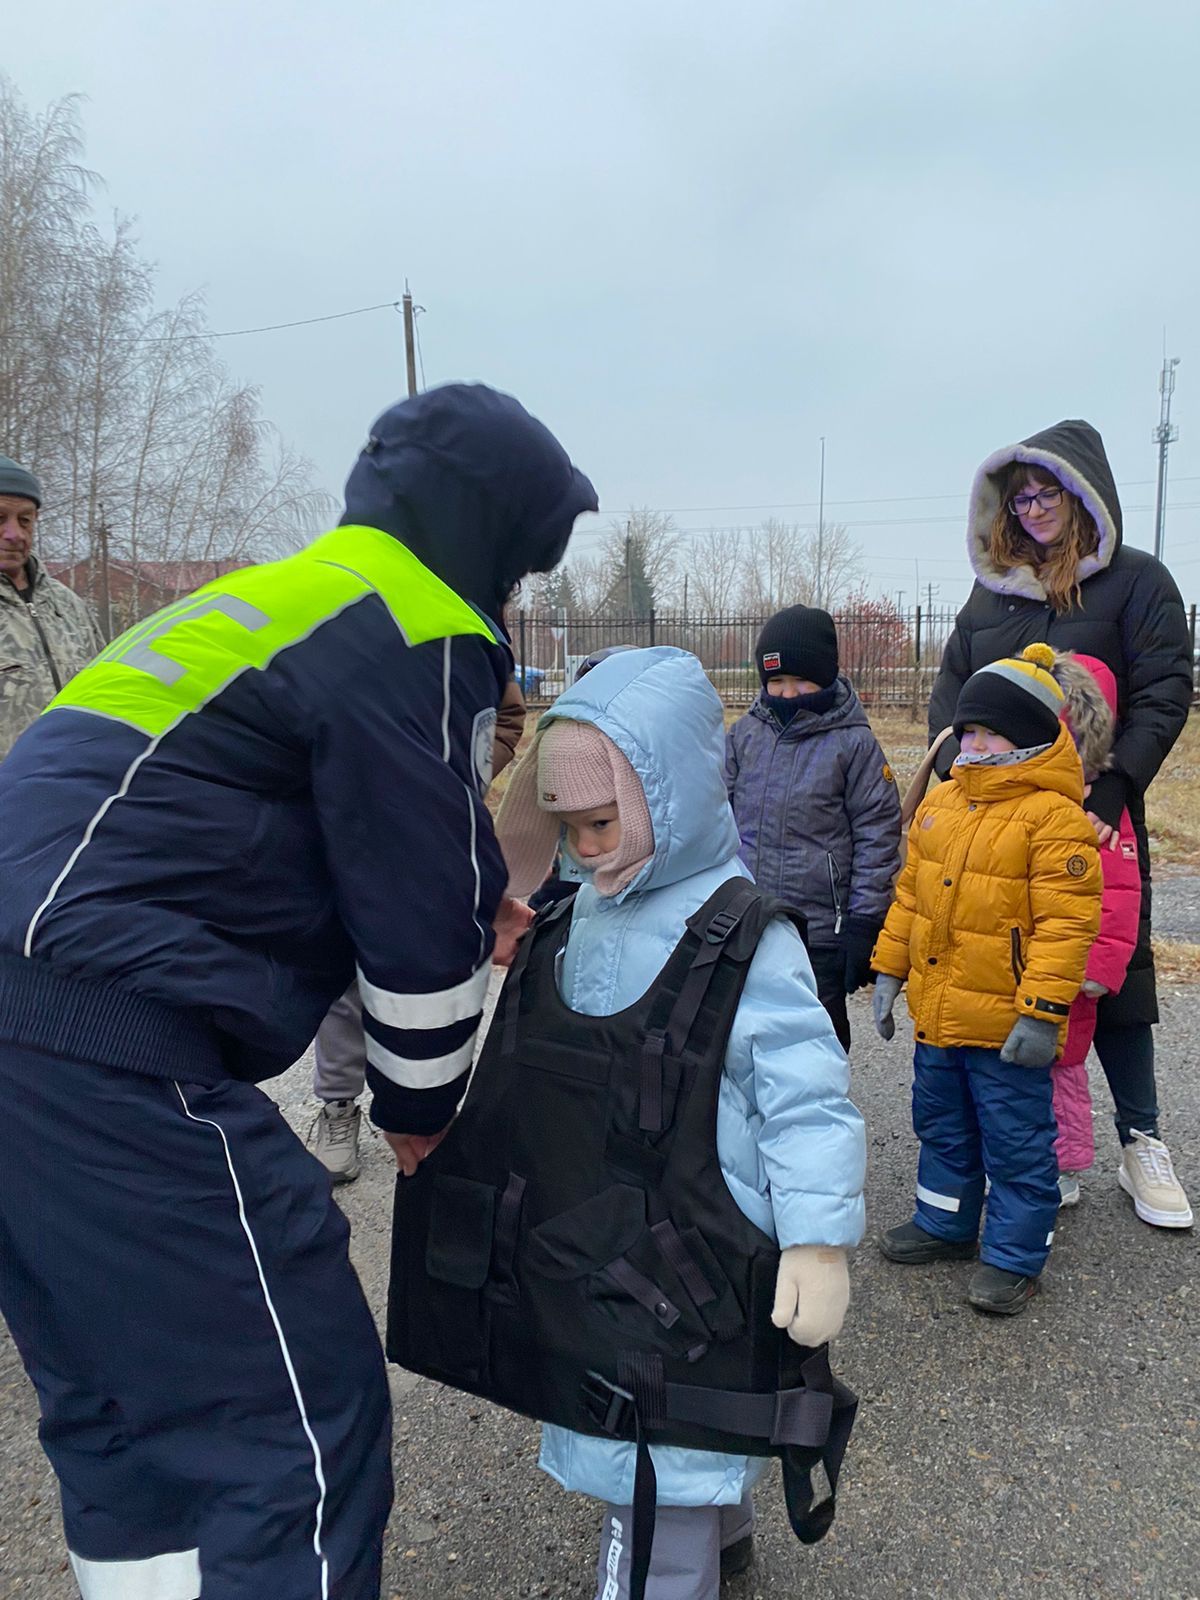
[687,527,745,613]
[0,77,330,609]
[599,508,681,610]
[797,521,863,609]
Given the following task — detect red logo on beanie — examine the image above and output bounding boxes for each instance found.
[763,651,782,672]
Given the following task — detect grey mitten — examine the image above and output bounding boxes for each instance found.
[1000,1015,1059,1067]
[872,974,902,1041]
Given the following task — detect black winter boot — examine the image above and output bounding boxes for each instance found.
[968,1264,1038,1315]
[720,1534,755,1581]
[879,1221,977,1264]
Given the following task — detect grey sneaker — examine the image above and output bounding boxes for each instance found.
[313,1099,362,1184]
[1118,1131,1193,1228]
[1058,1172,1081,1208]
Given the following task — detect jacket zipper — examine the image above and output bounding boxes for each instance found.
[24,596,63,693]
[1010,928,1024,986]
[827,854,843,935]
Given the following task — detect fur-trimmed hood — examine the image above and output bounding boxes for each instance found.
[1050,650,1117,781]
[967,419,1122,601]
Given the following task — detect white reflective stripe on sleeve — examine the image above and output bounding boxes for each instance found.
[356,960,490,1032]
[916,1183,961,1213]
[365,1032,475,1089]
[70,1548,200,1600]
[1046,1230,1055,1246]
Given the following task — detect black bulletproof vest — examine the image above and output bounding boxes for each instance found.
[387,877,857,1599]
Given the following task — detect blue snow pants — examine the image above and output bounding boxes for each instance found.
[910,1043,1060,1278]
[0,1042,392,1600]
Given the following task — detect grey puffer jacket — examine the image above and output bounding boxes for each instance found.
[725,677,901,946]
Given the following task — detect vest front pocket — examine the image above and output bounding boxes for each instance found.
[407,1173,498,1382]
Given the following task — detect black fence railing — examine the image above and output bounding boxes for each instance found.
[514,603,1200,708]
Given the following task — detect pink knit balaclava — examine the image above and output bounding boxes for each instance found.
[495,719,655,899]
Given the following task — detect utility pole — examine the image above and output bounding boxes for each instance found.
[1153,352,1181,563]
[926,580,939,617]
[626,529,633,613]
[402,284,418,398]
[816,436,826,609]
[94,505,113,641]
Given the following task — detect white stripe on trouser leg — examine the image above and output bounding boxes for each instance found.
[174,1085,330,1599]
[602,1513,624,1600]
[70,1548,200,1600]
[916,1183,961,1213]
[1046,1231,1055,1246]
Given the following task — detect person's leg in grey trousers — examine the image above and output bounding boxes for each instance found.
[595,1493,754,1600]
[313,984,367,1102]
[312,985,366,1182]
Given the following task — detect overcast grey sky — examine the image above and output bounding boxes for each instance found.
[9,0,1200,606]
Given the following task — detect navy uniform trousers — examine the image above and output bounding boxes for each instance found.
[0,1043,392,1600]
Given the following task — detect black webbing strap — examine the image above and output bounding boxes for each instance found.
[630,1420,657,1600]
[781,1374,857,1545]
[580,1345,854,1595]
[499,895,573,1055]
[638,879,761,1133]
[618,1354,668,1600]
[649,1220,716,1309]
[486,1172,526,1304]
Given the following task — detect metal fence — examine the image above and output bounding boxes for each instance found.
[513,604,1200,708]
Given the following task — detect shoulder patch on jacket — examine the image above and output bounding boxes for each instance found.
[472,705,497,792]
[1066,855,1088,877]
[882,762,894,785]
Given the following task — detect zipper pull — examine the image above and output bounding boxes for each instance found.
[834,912,843,935]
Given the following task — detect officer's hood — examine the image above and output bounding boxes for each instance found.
[500,647,741,902]
[342,383,598,619]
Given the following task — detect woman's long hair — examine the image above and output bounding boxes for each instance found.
[988,461,1099,611]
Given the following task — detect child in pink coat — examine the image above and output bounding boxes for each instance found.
[1050,652,1142,1207]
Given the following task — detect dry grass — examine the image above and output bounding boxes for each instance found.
[1153,938,1200,986]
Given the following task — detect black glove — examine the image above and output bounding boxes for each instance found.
[842,916,881,995]
[1084,769,1130,830]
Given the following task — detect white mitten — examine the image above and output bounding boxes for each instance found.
[770,1245,850,1347]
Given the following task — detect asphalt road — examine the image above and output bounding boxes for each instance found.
[2,976,1198,1600]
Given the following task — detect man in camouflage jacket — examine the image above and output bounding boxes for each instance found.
[0,457,106,761]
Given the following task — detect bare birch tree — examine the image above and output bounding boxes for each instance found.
[0,77,330,609]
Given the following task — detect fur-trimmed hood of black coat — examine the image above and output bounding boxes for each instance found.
[968,419,1121,601]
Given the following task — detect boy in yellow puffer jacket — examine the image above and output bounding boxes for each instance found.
[871,644,1101,1316]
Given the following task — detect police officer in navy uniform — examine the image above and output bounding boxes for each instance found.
[0,385,596,1600]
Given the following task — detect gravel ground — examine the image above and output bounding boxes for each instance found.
[1155,872,1200,943]
[2,979,1199,1600]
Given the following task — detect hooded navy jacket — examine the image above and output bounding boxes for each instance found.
[0,384,597,1132]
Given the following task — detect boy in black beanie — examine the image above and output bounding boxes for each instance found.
[725,605,901,1050]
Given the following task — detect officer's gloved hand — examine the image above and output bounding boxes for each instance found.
[771,1245,849,1347]
[872,974,902,1040]
[842,916,881,995]
[1000,1016,1059,1067]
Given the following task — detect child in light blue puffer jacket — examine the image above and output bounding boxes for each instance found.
[496,646,866,1600]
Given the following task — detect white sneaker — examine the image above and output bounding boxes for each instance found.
[313,1100,362,1184]
[1118,1131,1193,1228]
[1057,1172,1081,1208]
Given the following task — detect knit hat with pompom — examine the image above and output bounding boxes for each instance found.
[952,642,1065,750]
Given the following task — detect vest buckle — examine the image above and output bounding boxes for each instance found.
[705,909,741,944]
[581,1370,635,1436]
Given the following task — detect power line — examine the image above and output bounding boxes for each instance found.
[567,476,1200,522]
[568,500,1200,542]
[134,299,401,343]
[0,299,404,346]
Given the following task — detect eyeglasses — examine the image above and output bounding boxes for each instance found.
[1008,486,1064,516]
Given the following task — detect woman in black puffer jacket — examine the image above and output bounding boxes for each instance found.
[929,418,1193,1229]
